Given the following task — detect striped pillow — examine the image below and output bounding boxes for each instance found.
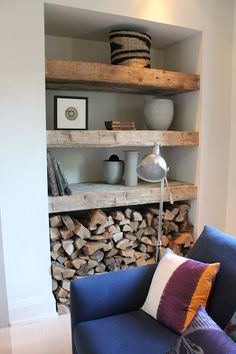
[142,253,220,334]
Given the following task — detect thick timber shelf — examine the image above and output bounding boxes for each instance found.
[46,59,200,95]
[48,180,197,213]
[47,130,199,148]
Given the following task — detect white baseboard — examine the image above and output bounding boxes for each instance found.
[9,294,57,325]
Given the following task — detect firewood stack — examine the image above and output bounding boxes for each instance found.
[49,203,193,314]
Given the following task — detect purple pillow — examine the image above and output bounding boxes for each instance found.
[167,305,236,354]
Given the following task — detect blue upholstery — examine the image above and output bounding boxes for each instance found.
[188,225,236,328]
[71,225,236,354]
[73,310,178,354]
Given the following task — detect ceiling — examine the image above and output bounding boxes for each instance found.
[44,4,200,49]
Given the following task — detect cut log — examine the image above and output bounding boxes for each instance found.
[70,249,80,260]
[168,222,179,232]
[50,215,62,227]
[174,232,193,245]
[62,279,71,292]
[119,248,135,258]
[87,259,99,270]
[90,231,112,241]
[52,279,58,291]
[71,258,87,270]
[50,227,61,241]
[116,239,130,250]
[61,215,75,230]
[168,240,182,255]
[74,238,86,250]
[106,248,119,257]
[112,232,123,243]
[94,216,114,234]
[135,229,144,240]
[54,287,69,299]
[89,209,108,229]
[57,255,68,264]
[130,221,139,231]
[125,233,137,241]
[146,245,156,253]
[82,242,106,256]
[144,212,153,227]
[136,258,147,266]
[52,262,64,281]
[74,222,91,239]
[60,228,74,240]
[90,250,104,262]
[95,263,106,273]
[143,227,156,236]
[57,304,70,315]
[164,208,179,221]
[139,219,147,229]
[124,208,133,219]
[62,240,75,256]
[132,211,143,221]
[175,204,190,222]
[161,235,170,247]
[102,242,113,252]
[62,268,76,278]
[141,236,155,246]
[111,210,125,221]
[146,257,156,265]
[138,243,147,253]
[122,224,133,232]
[123,257,135,265]
[118,218,130,226]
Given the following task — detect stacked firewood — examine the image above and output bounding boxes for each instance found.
[49,203,193,314]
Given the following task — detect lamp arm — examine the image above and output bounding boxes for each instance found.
[156,178,164,263]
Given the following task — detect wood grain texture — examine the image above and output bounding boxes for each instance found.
[46,59,200,95]
[48,181,197,213]
[47,130,199,148]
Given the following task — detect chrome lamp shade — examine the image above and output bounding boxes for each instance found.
[136,143,172,262]
[136,144,167,182]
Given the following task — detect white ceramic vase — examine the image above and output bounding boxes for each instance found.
[143,98,174,130]
[103,160,124,184]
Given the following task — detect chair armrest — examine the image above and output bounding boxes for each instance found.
[70,263,156,328]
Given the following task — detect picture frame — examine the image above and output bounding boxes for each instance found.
[54,96,88,130]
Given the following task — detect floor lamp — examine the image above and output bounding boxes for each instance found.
[136,143,173,263]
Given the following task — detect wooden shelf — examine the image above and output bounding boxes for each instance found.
[48,180,197,213]
[47,130,199,148]
[46,59,200,95]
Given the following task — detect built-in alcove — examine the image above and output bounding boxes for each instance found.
[44,4,202,314]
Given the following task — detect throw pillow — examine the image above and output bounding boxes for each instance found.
[167,305,236,354]
[142,252,220,334]
[225,310,236,342]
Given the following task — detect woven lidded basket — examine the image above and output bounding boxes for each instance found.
[109,30,151,68]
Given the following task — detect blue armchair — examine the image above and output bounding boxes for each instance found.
[70,226,236,354]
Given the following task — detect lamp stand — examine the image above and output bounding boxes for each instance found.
[156,178,164,263]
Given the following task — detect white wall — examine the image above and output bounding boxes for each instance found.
[226,1,236,236]
[0,0,234,324]
[0,0,56,324]
[0,210,9,328]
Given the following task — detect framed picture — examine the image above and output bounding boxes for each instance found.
[54,96,88,130]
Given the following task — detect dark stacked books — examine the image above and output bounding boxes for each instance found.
[105,121,136,130]
[47,150,72,196]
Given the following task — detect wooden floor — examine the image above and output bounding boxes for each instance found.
[0,314,72,354]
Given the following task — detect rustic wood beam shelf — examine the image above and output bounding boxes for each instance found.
[48,181,197,213]
[46,59,200,95]
[47,130,199,148]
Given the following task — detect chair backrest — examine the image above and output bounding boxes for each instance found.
[188,225,236,328]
